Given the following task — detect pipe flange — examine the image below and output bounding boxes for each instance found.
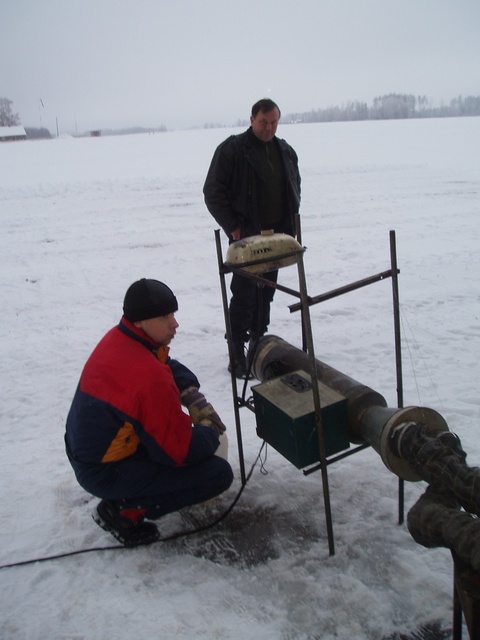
[380,407,449,481]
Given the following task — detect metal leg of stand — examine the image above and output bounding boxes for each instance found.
[453,578,463,640]
[215,230,246,485]
[390,230,405,525]
[297,254,335,556]
[398,478,404,526]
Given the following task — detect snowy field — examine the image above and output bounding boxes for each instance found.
[0,116,479,639]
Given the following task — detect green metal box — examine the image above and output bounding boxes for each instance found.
[252,370,349,469]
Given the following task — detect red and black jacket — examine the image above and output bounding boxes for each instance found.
[65,318,219,470]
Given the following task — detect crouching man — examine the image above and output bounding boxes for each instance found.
[65,278,233,547]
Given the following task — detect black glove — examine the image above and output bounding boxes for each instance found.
[180,386,227,437]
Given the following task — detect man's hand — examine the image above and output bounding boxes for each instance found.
[230,227,241,241]
[180,386,226,437]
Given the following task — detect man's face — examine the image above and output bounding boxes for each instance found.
[250,108,280,142]
[135,313,179,345]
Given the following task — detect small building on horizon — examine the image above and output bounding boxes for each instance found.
[0,125,27,142]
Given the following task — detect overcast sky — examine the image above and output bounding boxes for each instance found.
[2,0,479,133]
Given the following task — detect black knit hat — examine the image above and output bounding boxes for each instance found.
[123,278,178,322]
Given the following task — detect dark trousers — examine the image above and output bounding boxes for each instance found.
[229,270,278,344]
[71,454,234,520]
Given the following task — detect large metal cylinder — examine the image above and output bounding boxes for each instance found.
[252,335,388,444]
[252,335,449,481]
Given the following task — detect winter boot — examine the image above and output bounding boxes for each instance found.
[228,341,248,379]
[93,500,160,547]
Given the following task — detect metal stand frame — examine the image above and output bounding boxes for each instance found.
[215,229,404,556]
[451,551,480,640]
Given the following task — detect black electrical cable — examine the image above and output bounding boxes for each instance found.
[0,441,266,571]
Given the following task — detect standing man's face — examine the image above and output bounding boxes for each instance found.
[250,108,280,142]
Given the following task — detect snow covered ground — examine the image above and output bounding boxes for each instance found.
[0,116,479,639]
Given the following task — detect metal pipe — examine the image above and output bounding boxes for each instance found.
[252,334,389,445]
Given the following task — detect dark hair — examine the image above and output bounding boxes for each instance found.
[251,98,281,118]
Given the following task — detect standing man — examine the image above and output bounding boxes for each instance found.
[203,98,301,378]
[65,278,233,546]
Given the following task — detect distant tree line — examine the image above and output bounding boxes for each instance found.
[284,94,480,124]
[4,93,480,137]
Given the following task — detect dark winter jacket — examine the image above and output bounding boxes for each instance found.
[65,318,219,482]
[203,127,301,240]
